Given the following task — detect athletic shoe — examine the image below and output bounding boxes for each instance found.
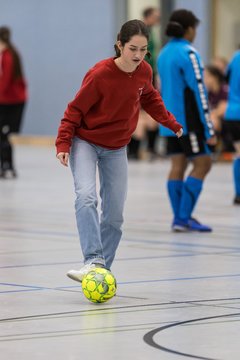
[233,196,240,205]
[172,218,189,232]
[172,217,212,232]
[188,218,212,232]
[0,169,17,179]
[67,263,103,283]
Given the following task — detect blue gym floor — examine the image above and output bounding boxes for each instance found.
[0,145,240,359]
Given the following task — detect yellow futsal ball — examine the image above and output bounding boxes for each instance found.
[82,268,117,303]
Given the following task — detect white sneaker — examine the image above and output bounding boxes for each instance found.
[67,263,98,283]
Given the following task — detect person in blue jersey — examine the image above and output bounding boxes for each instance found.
[223,50,240,205]
[157,9,216,232]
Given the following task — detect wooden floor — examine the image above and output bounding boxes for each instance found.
[0,145,240,360]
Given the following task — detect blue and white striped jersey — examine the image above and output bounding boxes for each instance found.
[157,38,214,138]
[225,50,240,121]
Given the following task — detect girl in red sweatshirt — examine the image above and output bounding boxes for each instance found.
[0,26,27,178]
[56,20,183,283]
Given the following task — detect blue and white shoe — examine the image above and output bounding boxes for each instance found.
[172,218,189,232]
[172,217,212,232]
[188,218,212,232]
[234,195,240,205]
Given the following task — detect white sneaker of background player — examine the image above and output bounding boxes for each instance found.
[67,263,98,283]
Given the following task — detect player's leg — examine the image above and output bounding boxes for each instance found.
[0,105,15,178]
[0,127,13,174]
[168,154,188,220]
[177,133,213,231]
[98,146,128,270]
[179,154,212,219]
[233,141,240,204]
[222,120,240,204]
[6,103,25,177]
[128,109,146,160]
[173,133,211,231]
[144,111,159,159]
[67,138,105,282]
[164,136,188,229]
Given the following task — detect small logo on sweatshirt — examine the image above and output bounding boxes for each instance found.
[138,87,144,96]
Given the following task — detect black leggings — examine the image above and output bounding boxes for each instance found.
[0,103,25,171]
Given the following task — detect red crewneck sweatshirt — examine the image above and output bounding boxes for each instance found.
[0,49,27,104]
[56,58,181,153]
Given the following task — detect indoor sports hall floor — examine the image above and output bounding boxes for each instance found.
[1,145,240,360]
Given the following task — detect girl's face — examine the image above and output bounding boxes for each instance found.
[118,35,148,71]
[0,39,7,51]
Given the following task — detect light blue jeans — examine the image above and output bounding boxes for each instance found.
[69,138,128,270]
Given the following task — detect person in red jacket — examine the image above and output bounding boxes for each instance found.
[0,26,27,178]
[56,19,183,283]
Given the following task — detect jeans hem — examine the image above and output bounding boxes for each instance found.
[85,257,105,266]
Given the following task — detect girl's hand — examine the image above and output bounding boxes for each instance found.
[57,152,69,167]
[176,128,183,138]
[206,136,217,146]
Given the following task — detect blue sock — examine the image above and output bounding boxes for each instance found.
[179,176,203,221]
[233,158,240,196]
[167,180,183,218]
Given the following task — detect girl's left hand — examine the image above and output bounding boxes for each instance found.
[176,128,183,138]
[56,152,69,166]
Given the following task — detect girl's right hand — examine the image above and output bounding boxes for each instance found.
[56,152,69,167]
[176,128,183,138]
[206,136,217,146]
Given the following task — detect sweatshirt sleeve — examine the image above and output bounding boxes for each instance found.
[55,71,101,154]
[0,50,13,96]
[140,68,182,134]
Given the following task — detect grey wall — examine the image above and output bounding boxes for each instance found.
[1,0,124,135]
[1,0,212,135]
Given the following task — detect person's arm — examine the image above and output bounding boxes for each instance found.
[140,72,182,135]
[183,50,215,141]
[55,71,101,156]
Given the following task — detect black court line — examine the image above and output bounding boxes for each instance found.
[0,253,214,269]
[0,250,238,270]
[119,273,240,285]
[2,317,240,343]
[0,326,155,342]
[1,297,240,323]
[0,304,212,325]
[1,229,240,252]
[143,312,240,360]
[1,272,240,294]
[0,227,76,237]
[123,237,240,252]
[182,317,240,327]
[0,321,176,342]
[125,230,240,241]
[185,300,240,312]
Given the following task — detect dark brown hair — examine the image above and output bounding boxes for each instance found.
[114,19,150,58]
[0,26,24,79]
[166,9,199,38]
[142,7,156,19]
[205,65,226,84]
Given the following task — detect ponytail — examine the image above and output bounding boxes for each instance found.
[166,21,184,38]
